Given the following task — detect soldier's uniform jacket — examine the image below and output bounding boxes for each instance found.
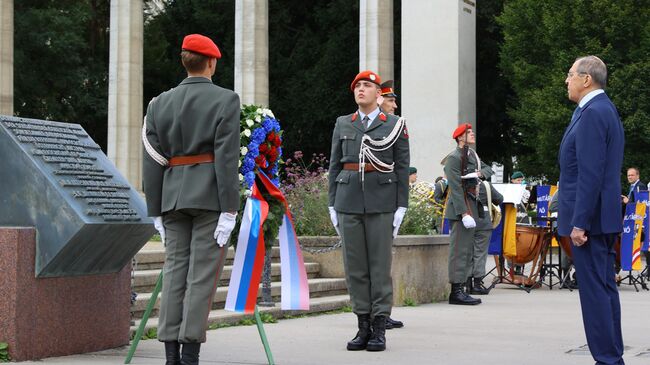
[476,180,504,230]
[328,110,410,214]
[443,147,481,221]
[143,77,241,216]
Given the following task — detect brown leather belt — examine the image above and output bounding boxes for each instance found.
[343,163,377,172]
[168,153,214,167]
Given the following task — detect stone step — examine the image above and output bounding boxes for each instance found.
[130,294,351,337]
[134,245,282,270]
[132,262,322,293]
[131,277,348,319]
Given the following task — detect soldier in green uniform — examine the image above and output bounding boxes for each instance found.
[142,34,240,365]
[443,123,483,305]
[328,70,410,352]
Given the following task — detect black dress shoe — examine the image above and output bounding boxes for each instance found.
[385,316,404,329]
[560,280,578,289]
[347,314,372,351]
[366,315,386,351]
[469,278,490,295]
[449,283,481,305]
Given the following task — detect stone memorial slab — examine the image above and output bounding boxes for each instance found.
[0,115,155,277]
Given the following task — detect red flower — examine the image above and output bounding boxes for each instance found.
[273,135,281,147]
[267,132,275,142]
[259,143,268,153]
[255,155,268,168]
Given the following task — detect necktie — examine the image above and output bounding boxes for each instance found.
[362,116,370,130]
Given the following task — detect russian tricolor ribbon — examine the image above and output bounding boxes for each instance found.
[225,171,310,313]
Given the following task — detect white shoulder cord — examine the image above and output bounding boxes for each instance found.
[141,99,169,167]
[358,117,406,186]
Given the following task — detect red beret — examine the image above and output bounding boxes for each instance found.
[452,123,473,139]
[181,34,221,59]
[350,70,381,91]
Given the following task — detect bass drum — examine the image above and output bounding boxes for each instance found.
[503,225,552,287]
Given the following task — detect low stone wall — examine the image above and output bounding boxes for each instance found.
[300,235,450,306]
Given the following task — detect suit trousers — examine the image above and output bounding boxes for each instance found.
[572,233,624,365]
[338,212,394,318]
[472,229,493,278]
[158,209,229,343]
[449,220,474,284]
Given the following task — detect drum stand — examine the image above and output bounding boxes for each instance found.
[540,228,574,291]
[486,254,534,293]
[616,270,649,292]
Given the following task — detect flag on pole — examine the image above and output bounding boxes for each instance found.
[620,202,645,271]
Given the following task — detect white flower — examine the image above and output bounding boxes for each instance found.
[239,174,244,181]
[256,108,262,114]
[246,119,254,127]
[262,108,275,119]
[243,129,251,137]
[240,146,248,155]
[255,115,261,123]
[238,160,242,167]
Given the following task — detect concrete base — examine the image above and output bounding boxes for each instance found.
[301,235,450,306]
[0,227,132,361]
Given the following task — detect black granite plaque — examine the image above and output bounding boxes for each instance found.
[0,116,156,277]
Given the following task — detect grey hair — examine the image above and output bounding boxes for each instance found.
[575,55,607,88]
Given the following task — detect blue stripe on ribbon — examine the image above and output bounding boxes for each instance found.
[235,199,262,311]
[285,215,300,308]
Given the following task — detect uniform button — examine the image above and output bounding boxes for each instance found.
[388,179,392,182]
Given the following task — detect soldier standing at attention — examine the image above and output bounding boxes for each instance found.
[143,34,241,365]
[328,70,410,352]
[444,123,483,305]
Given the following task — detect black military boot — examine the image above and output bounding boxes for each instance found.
[347,314,372,351]
[449,283,481,305]
[470,277,490,295]
[180,343,201,365]
[366,315,386,351]
[164,341,181,365]
[385,316,404,329]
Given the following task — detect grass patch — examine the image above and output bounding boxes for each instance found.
[403,298,418,307]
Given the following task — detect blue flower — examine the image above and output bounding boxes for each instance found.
[244,171,256,188]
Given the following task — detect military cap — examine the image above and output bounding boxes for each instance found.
[350,70,381,91]
[409,167,417,175]
[381,80,398,97]
[182,34,222,59]
[511,171,524,179]
[452,123,473,139]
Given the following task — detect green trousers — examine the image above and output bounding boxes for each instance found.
[158,209,229,343]
[338,212,394,318]
[448,220,475,284]
[472,229,493,278]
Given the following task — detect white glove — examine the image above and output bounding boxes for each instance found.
[328,207,341,236]
[392,207,407,238]
[153,216,166,245]
[462,214,476,229]
[521,189,531,204]
[214,212,237,247]
[461,172,479,179]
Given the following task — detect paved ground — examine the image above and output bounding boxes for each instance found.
[18,282,650,365]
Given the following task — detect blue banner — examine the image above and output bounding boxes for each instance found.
[488,204,504,255]
[536,185,552,226]
[634,190,649,252]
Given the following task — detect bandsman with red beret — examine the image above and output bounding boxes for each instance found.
[378,80,399,116]
[328,70,410,352]
[142,33,240,365]
[443,123,484,305]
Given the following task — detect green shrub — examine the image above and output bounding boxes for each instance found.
[0,342,10,362]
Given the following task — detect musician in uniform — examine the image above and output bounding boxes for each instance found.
[443,123,483,305]
[143,34,241,365]
[468,166,503,295]
[328,70,410,351]
[379,80,398,115]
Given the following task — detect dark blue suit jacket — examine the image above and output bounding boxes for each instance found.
[558,93,625,236]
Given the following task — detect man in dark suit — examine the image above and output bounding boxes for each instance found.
[328,70,410,352]
[558,55,625,365]
[143,34,241,365]
[622,167,650,277]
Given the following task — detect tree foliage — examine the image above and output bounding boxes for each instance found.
[14,0,110,149]
[498,0,650,184]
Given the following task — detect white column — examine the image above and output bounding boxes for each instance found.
[235,0,269,106]
[107,0,143,188]
[401,0,476,183]
[359,0,393,80]
[0,0,13,115]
